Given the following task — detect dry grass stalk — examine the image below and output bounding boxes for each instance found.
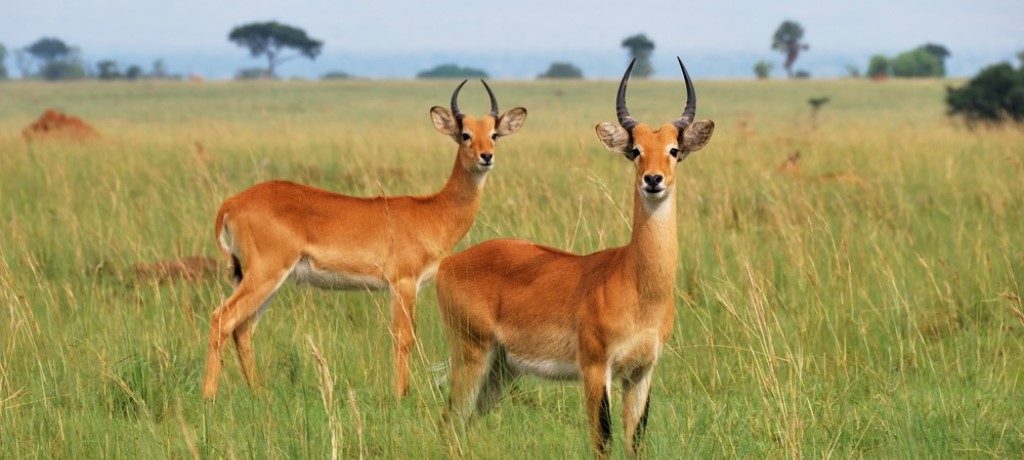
[307,336,341,460]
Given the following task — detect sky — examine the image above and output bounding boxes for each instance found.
[2,0,1022,79]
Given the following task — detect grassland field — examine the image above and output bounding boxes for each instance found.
[0,78,1022,458]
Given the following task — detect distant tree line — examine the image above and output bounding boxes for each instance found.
[416,64,489,79]
[0,37,180,81]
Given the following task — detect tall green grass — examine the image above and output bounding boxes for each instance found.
[1,79,1022,458]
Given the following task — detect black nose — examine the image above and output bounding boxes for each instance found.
[480,153,493,164]
[643,174,663,186]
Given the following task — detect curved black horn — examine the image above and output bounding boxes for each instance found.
[616,58,638,132]
[451,79,469,121]
[481,79,499,118]
[672,57,697,131]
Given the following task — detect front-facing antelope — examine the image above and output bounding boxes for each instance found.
[435,59,714,457]
[202,81,527,399]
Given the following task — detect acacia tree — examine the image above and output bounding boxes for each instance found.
[26,37,71,63]
[23,37,86,80]
[228,21,323,78]
[621,34,655,78]
[772,20,809,78]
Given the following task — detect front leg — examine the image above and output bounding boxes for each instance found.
[582,362,613,459]
[623,366,654,458]
[389,277,418,398]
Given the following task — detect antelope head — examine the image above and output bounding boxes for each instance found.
[596,58,715,201]
[430,80,528,174]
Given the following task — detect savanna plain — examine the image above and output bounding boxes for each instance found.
[1,78,1022,458]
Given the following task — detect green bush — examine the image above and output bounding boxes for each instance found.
[0,43,8,79]
[321,71,351,80]
[39,60,86,80]
[538,62,583,79]
[235,67,266,80]
[891,48,944,77]
[753,60,773,79]
[867,55,890,78]
[947,61,1024,123]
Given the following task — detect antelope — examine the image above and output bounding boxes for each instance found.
[435,58,714,457]
[202,81,528,399]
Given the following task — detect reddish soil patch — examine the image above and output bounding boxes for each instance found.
[134,256,220,283]
[22,109,99,142]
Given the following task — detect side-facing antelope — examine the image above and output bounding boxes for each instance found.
[202,81,528,399]
[435,59,714,457]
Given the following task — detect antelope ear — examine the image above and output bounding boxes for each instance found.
[680,120,715,155]
[595,122,630,154]
[430,106,459,137]
[496,107,527,136]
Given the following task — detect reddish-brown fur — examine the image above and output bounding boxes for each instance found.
[436,119,714,457]
[201,95,527,400]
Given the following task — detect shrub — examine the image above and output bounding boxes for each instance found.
[235,67,266,80]
[946,61,1024,124]
[891,48,944,77]
[538,62,583,79]
[753,60,773,79]
[321,71,351,80]
[39,60,86,81]
[867,55,890,78]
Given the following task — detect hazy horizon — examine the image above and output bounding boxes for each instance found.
[3,0,1022,79]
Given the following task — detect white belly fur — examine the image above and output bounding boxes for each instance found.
[507,354,580,381]
[501,328,662,382]
[290,257,387,291]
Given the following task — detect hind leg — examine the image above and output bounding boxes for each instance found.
[232,294,273,392]
[203,264,290,399]
[444,340,494,426]
[475,347,516,415]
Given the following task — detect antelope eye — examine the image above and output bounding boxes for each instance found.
[670,148,680,157]
[630,148,641,158]
[461,133,471,141]
[491,133,498,140]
